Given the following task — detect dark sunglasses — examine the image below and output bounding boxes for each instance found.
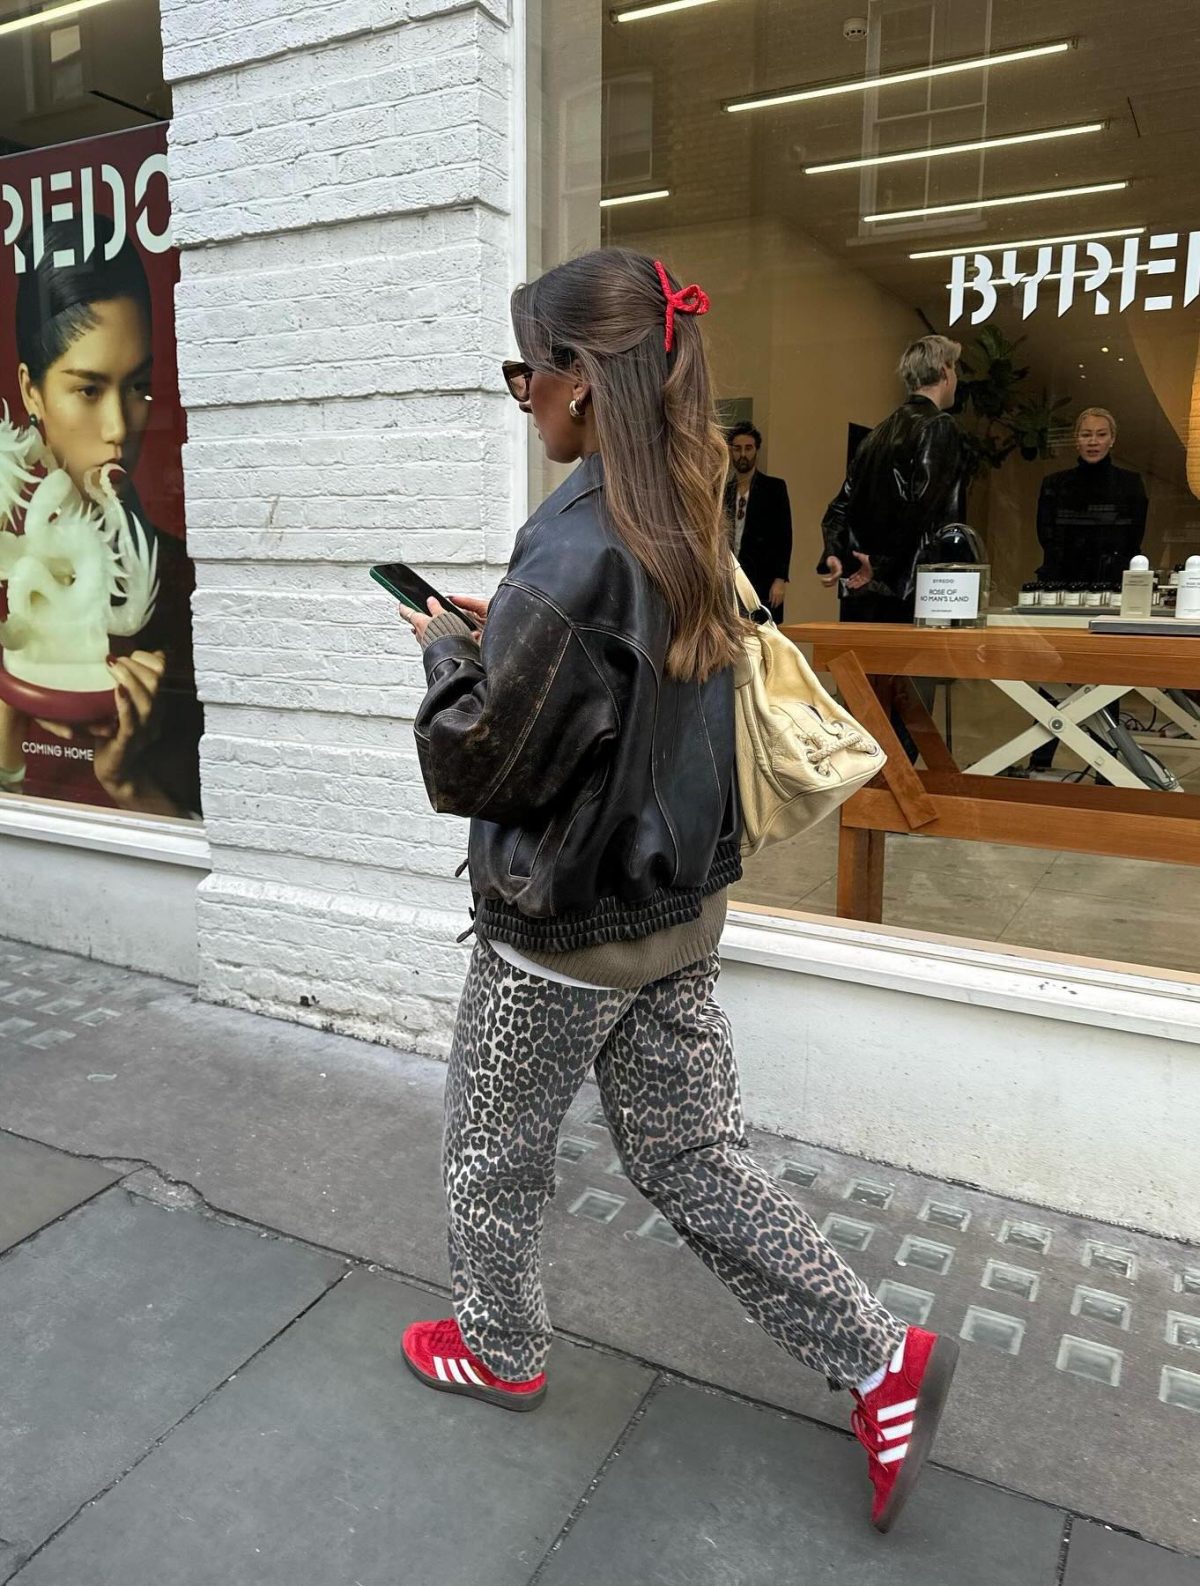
[502,360,534,402]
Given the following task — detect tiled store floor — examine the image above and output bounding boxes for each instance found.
[735,820,1200,978]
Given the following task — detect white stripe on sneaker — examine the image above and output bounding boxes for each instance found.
[879,1444,909,1465]
[433,1357,449,1382]
[877,1397,918,1422]
[460,1360,486,1387]
[881,1420,914,1442]
[447,1358,467,1385]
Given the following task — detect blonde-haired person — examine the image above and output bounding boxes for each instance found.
[819,333,966,619]
[1036,406,1147,590]
[817,333,967,762]
[395,249,958,1536]
[1030,407,1148,772]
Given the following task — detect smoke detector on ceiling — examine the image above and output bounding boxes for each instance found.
[843,16,869,40]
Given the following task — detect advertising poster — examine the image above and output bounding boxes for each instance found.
[0,124,201,819]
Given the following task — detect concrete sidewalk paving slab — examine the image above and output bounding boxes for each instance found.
[0,1132,118,1254]
[0,973,454,1284]
[537,1380,1066,1586]
[0,1189,341,1570]
[1,937,1197,1556]
[544,1106,1200,1557]
[1063,1521,1200,1584]
[11,1271,654,1586]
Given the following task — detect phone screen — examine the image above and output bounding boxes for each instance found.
[370,563,484,630]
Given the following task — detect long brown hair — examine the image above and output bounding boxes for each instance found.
[511,248,742,683]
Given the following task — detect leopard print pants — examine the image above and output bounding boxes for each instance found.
[443,939,905,1385]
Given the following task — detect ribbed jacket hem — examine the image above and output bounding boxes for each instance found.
[474,838,742,954]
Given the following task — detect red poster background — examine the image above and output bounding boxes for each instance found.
[0,124,198,814]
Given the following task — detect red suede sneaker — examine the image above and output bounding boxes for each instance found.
[851,1326,959,1534]
[401,1317,547,1413]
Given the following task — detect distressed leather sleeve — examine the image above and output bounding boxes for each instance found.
[413,583,619,823]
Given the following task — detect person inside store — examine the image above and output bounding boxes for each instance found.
[1035,406,1147,589]
[1026,406,1148,774]
[816,334,966,760]
[394,248,958,1538]
[0,214,202,817]
[817,333,966,623]
[724,422,792,621]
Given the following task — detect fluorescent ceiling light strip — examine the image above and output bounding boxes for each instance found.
[611,0,718,18]
[866,180,1127,225]
[912,226,1145,260]
[600,189,671,208]
[725,40,1072,113]
[0,0,118,36]
[807,121,1105,175]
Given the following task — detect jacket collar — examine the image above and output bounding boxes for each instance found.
[554,450,604,514]
[518,451,604,542]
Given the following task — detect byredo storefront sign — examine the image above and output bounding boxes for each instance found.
[947,232,1200,326]
[2,149,171,272]
[914,568,983,628]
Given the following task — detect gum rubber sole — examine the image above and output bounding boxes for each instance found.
[874,1334,960,1535]
[402,1349,546,1413]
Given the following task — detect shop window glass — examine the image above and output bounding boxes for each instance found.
[534,0,1200,981]
[604,72,655,189]
[0,0,199,823]
[47,26,85,107]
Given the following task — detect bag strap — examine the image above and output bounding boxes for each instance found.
[730,555,772,625]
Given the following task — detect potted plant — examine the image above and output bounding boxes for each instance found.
[1006,389,1073,461]
[954,326,1031,478]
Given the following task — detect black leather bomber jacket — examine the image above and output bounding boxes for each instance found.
[820,395,967,601]
[414,453,742,953]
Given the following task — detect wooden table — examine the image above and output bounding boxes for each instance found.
[784,622,1200,923]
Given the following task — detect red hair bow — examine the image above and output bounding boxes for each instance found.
[654,259,710,352]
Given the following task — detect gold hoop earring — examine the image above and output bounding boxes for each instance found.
[569,399,583,421]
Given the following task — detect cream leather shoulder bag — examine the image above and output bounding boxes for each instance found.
[731,562,886,857]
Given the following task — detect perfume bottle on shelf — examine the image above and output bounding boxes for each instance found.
[913,524,991,629]
[1176,556,1200,620]
[1120,555,1155,619]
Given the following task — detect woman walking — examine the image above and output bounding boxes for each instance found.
[398,248,957,1534]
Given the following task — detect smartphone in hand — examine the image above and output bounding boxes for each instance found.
[370,563,485,631]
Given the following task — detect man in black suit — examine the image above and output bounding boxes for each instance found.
[725,423,792,622]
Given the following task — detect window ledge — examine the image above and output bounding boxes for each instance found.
[724,904,1200,1048]
[0,796,210,870]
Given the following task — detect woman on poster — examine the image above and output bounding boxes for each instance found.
[0,214,201,817]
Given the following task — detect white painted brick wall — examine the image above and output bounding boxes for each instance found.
[162,0,521,1050]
